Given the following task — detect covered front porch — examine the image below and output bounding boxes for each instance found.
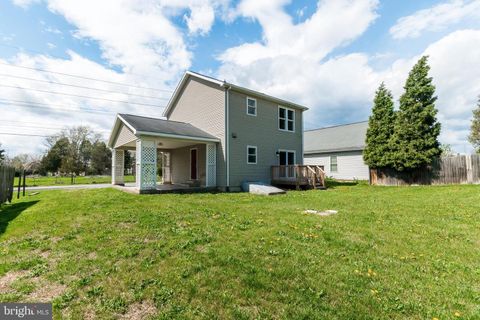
[108,114,219,194]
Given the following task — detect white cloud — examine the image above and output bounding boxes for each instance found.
[390,0,480,39]
[0,51,172,156]
[220,0,379,65]
[425,29,480,150]
[218,0,380,126]
[3,0,230,155]
[12,0,40,8]
[4,0,480,156]
[217,0,480,153]
[184,3,215,35]
[46,0,191,81]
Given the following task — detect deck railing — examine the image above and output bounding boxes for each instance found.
[271,165,325,189]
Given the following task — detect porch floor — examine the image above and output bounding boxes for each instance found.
[113,182,217,194]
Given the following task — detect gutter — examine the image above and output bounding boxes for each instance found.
[304,147,365,154]
[223,82,231,189]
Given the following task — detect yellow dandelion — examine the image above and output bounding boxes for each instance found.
[454,311,461,317]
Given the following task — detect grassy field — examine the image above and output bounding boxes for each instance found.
[0,184,479,319]
[15,175,136,187]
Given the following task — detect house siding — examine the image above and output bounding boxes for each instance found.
[170,144,206,186]
[166,77,226,187]
[228,89,303,188]
[304,150,369,180]
[113,124,136,148]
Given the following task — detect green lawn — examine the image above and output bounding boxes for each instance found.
[0,185,479,319]
[14,175,136,187]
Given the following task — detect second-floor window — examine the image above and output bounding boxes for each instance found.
[279,106,295,132]
[246,97,257,116]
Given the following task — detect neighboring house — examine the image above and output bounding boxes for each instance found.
[108,71,308,192]
[303,121,369,180]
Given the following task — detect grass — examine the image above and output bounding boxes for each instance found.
[0,184,479,319]
[14,175,136,187]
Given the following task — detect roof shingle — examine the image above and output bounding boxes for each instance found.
[304,121,368,154]
[119,114,218,140]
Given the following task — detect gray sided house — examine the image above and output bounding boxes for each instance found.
[304,121,369,180]
[108,71,308,192]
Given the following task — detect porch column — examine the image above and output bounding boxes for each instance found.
[112,149,124,185]
[136,138,157,190]
[206,143,217,187]
[161,152,172,184]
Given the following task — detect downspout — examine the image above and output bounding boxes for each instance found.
[300,110,304,165]
[224,82,231,190]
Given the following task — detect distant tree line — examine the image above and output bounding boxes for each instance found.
[39,126,111,176]
[364,56,442,171]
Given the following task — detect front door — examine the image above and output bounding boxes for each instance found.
[279,150,295,178]
[190,148,198,180]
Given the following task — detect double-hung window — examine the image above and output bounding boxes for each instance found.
[247,146,257,164]
[246,97,257,116]
[330,155,338,172]
[278,106,295,132]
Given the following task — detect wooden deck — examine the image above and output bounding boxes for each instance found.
[271,165,326,190]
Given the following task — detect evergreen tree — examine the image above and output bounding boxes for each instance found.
[468,97,480,153]
[363,83,396,168]
[390,56,441,171]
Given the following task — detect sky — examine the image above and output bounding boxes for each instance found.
[0,0,479,156]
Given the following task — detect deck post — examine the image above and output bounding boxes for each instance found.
[136,138,157,191]
[295,165,300,190]
[112,149,125,185]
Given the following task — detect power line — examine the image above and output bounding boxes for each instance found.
[0,42,176,84]
[0,61,174,92]
[2,120,65,127]
[0,100,115,115]
[0,84,167,108]
[0,98,114,113]
[0,73,169,100]
[0,132,49,137]
[0,124,109,132]
[0,124,63,130]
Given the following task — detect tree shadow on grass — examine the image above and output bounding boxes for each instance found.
[0,201,39,235]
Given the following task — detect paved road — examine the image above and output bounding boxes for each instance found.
[25,182,137,191]
[25,183,112,191]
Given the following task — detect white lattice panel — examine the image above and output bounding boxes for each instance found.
[206,143,216,187]
[112,149,124,184]
[136,139,157,190]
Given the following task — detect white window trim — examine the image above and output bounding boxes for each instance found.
[278,106,295,132]
[246,97,257,116]
[278,149,296,165]
[247,145,257,164]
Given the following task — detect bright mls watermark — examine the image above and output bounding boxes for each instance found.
[0,303,52,320]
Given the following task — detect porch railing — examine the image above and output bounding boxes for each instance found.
[271,165,326,190]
